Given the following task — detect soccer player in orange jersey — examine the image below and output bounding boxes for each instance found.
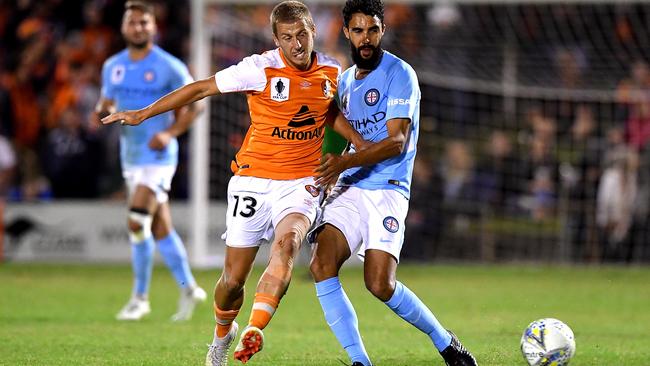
[101,2,365,365]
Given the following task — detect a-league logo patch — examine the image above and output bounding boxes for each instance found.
[365,89,380,106]
[305,184,320,197]
[383,216,399,233]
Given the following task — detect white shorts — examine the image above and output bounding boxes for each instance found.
[223,175,322,247]
[319,186,409,262]
[123,165,176,203]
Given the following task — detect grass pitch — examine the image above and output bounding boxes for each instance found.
[1,263,648,365]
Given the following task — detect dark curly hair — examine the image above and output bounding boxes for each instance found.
[342,0,384,27]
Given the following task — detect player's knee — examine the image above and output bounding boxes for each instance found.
[309,255,337,281]
[218,273,246,295]
[365,278,395,302]
[274,230,302,260]
[128,209,152,243]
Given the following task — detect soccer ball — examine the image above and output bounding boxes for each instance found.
[520,318,576,366]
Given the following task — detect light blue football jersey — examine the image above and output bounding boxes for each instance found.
[336,51,420,198]
[101,45,193,167]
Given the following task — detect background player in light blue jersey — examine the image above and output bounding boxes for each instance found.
[94,1,206,321]
[309,1,478,365]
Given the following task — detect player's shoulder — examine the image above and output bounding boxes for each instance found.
[103,49,129,68]
[382,51,417,80]
[151,45,188,69]
[339,65,355,82]
[240,49,285,71]
[314,51,341,72]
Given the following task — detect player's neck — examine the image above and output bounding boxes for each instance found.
[127,43,154,61]
[355,68,372,79]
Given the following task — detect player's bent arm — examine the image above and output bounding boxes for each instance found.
[329,111,366,149]
[315,118,410,186]
[101,77,220,126]
[148,102,205,150]
[342,117,410,167]
[168,101,205,137]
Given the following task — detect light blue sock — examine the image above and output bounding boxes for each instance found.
[157,230,195,289]
[315,277,371,366]
[132,237,155,296]
[385,281,452,351]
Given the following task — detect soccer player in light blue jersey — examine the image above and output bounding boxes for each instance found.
[309,1,478,365]
[95,1,206,321]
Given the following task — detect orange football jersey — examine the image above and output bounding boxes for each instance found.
[214,49,340,180]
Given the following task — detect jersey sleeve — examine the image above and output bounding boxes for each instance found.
[385,63,420,121]
[214,55,268,93]
[168,58,194,89]
[100,61,115,100]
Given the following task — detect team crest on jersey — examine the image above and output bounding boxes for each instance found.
[383,216,399,233]
[143,70,155,82]
[271,77,290,102]
[111,64,125,84]
[321,80,333,98]
[365,89,380,106]
[305,184,320,197]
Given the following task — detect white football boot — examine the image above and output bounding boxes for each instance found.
[115,297,151,321]
[171,286,207,322]
[205,321,239,366]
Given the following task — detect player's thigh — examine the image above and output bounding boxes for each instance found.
[311,223,352,273]
[317,186,365,260]
[363,249,398,292]
[271,212,312,258]
[124,165,175,208]
[129,185,157,212]
[361,189,409,263]
[224,176,273,247]
[270,176,322,229]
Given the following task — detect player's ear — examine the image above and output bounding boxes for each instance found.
[342,26,350,40]
[272,35,280,48]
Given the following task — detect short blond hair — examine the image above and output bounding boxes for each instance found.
[125,1,154,15]
[270,1,315,36]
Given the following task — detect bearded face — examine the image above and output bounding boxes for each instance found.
[344,13,385,71]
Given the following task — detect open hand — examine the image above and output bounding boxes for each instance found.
[315,153,348,188]
[101,110,145,126]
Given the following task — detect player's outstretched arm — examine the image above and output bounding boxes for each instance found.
[315,118,410,187]
[101,76,220,126]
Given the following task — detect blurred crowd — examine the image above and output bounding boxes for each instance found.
[2,1,650,263]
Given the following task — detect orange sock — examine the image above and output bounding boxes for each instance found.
[214,304,239,338]
[248,293,280,330]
